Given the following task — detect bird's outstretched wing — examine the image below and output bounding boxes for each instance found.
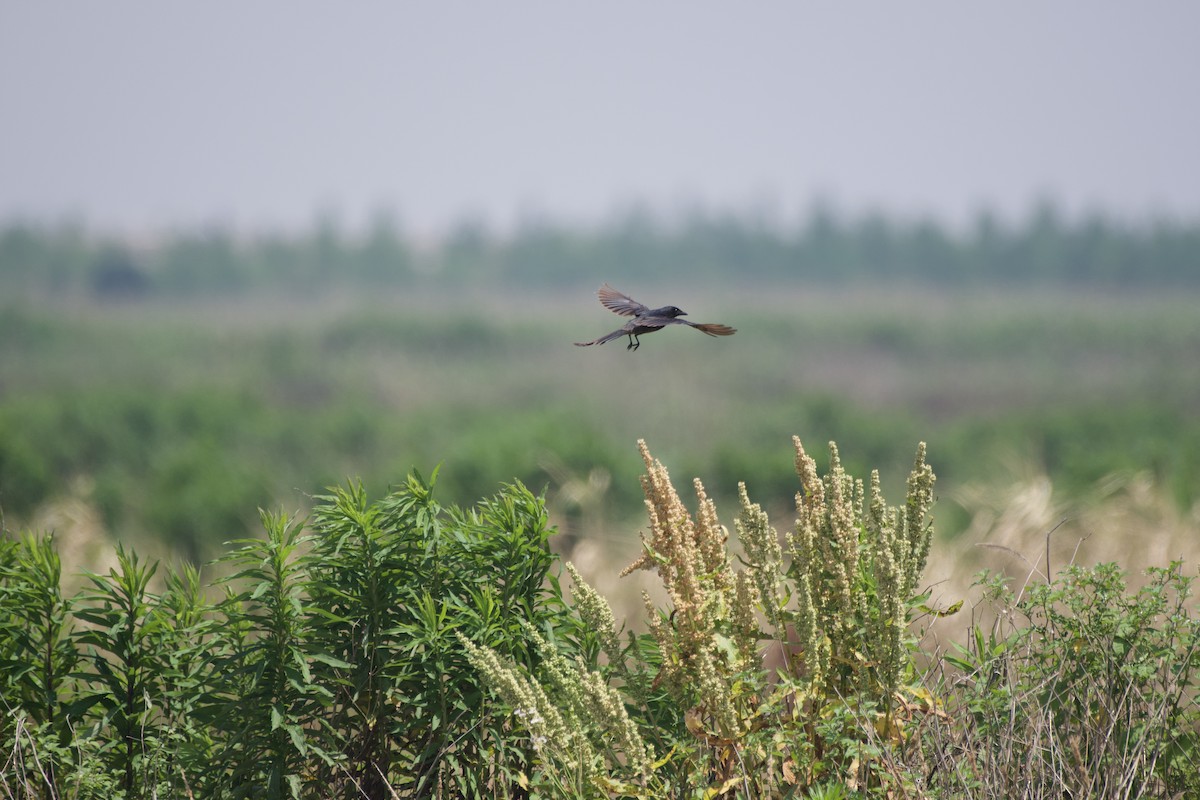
[597,284,648,317]
[574,321,635,347]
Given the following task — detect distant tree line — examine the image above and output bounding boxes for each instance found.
[2,201,1198,297]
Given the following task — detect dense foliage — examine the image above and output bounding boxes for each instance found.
[3,441,1196,798]
[2,472,580,799]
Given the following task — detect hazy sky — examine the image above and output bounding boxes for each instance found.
[2,3,1198,236]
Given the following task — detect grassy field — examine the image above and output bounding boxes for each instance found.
[2,283,1199,581]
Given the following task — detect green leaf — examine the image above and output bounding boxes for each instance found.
[309,651,352,669]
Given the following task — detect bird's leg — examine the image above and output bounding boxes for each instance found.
[626,334,637,350]
[631,335,640,351]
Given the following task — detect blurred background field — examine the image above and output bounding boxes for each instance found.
[4,3,1200,621]
[2,211,1198,618]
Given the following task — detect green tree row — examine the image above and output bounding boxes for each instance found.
[3,201,1199,297]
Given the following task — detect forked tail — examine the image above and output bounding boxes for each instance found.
[687,322,737,337]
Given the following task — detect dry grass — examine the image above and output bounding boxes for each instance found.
[921,468,1200,646]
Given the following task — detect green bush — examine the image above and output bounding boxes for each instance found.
[928,562,1200,797]
[1,474,583,799]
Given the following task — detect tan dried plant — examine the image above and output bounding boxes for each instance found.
[619,440,756,738]
[782,437,936,700]
[466,437,940,796]
[618,437,938,793]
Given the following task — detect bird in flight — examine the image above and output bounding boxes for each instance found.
[574,284,737,350]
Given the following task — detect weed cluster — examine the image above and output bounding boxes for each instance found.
[465,438,941,796]
[465,439,1199,798]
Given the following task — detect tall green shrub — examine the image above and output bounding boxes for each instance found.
[303,472,580,798]
[0,534,79,799]
[207,511,328,800]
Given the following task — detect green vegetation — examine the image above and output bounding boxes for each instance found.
[3,208,1199,560]
[2,283,1198,560]
[930,562,1200,796]
[3,440,1196,797]
[3,472,578,798]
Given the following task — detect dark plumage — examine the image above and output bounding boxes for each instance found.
[574,284,737,350]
